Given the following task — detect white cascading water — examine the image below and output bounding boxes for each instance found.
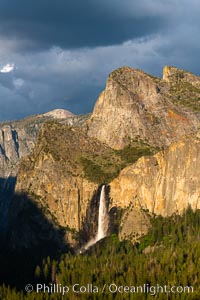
[79,185,108,252]
[96,185,108,241]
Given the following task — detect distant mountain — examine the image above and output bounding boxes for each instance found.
[42,108,74,119]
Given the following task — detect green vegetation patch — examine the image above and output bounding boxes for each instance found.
[170,81,200,112]
[115,140,159,165]
[80,140,159,184]
[80,157,120,184]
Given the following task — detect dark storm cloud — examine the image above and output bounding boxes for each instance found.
[0,72,15,90]
[0,0,200,122]
[0,0,165,50]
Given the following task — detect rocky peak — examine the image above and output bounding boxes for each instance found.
[108,66,160,97]
[163,65,200,88]
[88,66,199,149]
[162,66,200,112]
[42,108,74,119]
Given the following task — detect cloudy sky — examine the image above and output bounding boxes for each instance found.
[0,0,200,121]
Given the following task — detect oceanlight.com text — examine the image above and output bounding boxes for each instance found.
[25,283,194,296]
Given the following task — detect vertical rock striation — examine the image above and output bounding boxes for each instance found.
[110,133,200,216]
[87,66,199,149]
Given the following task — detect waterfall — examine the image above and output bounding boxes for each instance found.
[96,185,108,241]
[78,185,109,253]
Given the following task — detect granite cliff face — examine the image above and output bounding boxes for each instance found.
[0,122,37,178]
[87,66,199,149]
[110,132,200,217]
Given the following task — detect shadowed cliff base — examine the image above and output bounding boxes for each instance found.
[0,176,17,234]
[0,191,71,289]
